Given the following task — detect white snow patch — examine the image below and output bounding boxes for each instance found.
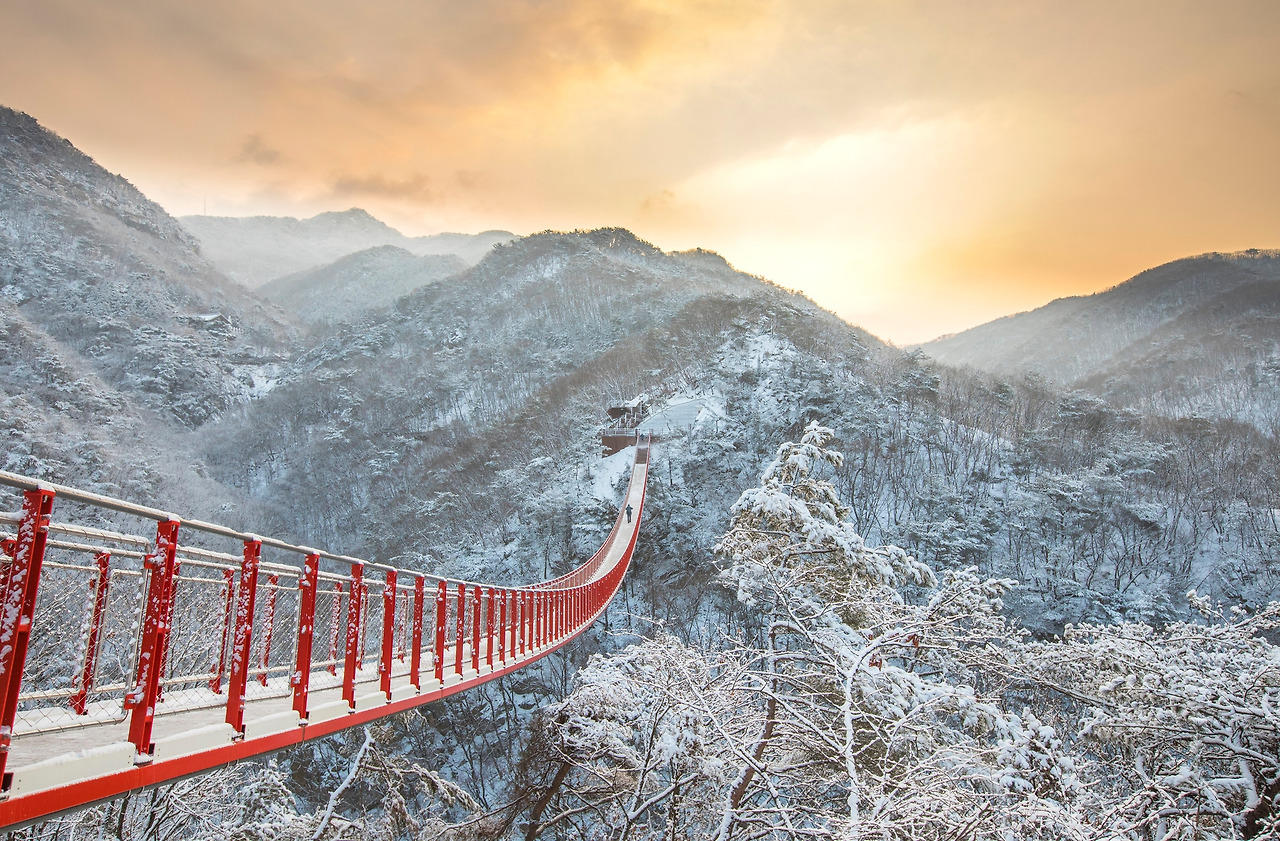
[590,446,634,501]
[639,396,728,437]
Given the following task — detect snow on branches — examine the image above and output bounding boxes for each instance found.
[517,423,1088,840]
[716,421,933,612]
[502,423,1280,841]
[1022,598,1280,839]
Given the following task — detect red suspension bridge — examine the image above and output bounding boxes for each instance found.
[0,436,650,829]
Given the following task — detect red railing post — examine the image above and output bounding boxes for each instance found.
[153,553,183,705]
[454,583,465,676]
[292,553,320,720]
[410,576,425,689]
[0,488,55,784]
[210,568,235,693]
[379,569,396,699]
[434,581,446,683]
[398,589,410,662]
[225,539,261,734]
[523,591,530,653]
[530,591,537,650]
[327,582,343,676]
[486,587,495,670]
[537,591,545,648]
[69,550,111,715]
[357,581,369,669]
[342,564,364,709]
[525,591,533,652]
[257,574,280,686]
[471,586,481,673]
[498,589,507,664]
[517,591,526,655]
[127,519,180,759]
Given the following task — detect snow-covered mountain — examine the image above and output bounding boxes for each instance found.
[5,101,1277,633]
[201,227,884,566]
[0,105,303,517]
[921,250,1280,425]
[259,245,466,325]
[180,209,514,287]
[7,102,1280,836]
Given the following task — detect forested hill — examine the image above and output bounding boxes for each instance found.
[199,225,1280,635]
[199,227,885,574]
[0,106,294,522]
[921,250,1280,426]
[0,106,292,428]
[3,101,1277,639]
[258,245,467,325]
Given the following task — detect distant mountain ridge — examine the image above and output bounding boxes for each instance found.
[259,245,466,325]
[180,209,514,286]
[921,250,1280,426]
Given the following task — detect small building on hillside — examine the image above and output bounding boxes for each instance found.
[601,396,649,456]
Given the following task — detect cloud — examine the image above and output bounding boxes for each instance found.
[330,171,436,203]
[639,189,675,216]
[5,0,1280,342]
[235,133,282,166]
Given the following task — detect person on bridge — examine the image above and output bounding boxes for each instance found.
[626,504,633,523]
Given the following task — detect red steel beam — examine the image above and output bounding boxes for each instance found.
[410,576,424,689]
[209,568,235,694]
[126,519,180,760]
[454,583,465,677]
[434,580,446,683]
[379,569,396,699]
[292,553,320,720]
[470,585,481,673]
[257,574,280,686]
[0,488,55,787]
[69,551,111,715]
[341,564,364,710]
[225,540,261,734]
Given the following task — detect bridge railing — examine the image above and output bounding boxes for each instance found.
[0,435,649,805]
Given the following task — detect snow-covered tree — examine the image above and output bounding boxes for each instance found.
[1021,596,1280,839]
[508,424,1091,840]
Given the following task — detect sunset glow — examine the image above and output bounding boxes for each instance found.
[3,0,1278,343]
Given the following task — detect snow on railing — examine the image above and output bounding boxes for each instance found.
[0,434,649,829]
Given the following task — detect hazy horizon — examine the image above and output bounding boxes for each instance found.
[4,1,1279,344]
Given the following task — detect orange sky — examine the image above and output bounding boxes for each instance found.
[3,1,1279,344]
